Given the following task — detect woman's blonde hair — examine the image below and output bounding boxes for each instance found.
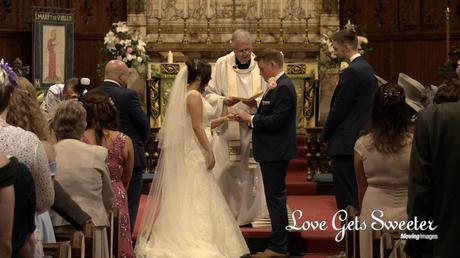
[7,87,51,141]
[16,77,37,102]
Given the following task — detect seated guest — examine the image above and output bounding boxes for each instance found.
[40,77,89,121]
[7,76,93,234]
[82,89,135,258]
[433,79,460,104]
[7,76,57,244]
[0,58,54,257]
[51,100,113,258]
[354,83,412,257]
[0,154,14,258]
[8,157,36,258]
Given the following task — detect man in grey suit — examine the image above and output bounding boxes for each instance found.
[320,29,376,211]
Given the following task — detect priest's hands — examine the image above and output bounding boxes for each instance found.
[242,99,257,108]
[223,96,240,107]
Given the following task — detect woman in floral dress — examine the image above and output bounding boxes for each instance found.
[82,89,135,258]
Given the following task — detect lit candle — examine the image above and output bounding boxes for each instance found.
[184,0,188,18]
[279,0,284,18]
[256,0,261,19]
[167,51,173,63]
[158,0,162,18]
[206,0,212,18]
[304,0,308,18]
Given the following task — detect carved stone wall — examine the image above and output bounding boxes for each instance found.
[127,0,339,128]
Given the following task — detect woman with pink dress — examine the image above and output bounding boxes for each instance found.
[82,89,135,258]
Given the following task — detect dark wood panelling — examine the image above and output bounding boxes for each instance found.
[0,0,126,86]
[342,0,460,86]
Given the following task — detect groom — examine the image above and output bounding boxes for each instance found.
[237,49,297,258]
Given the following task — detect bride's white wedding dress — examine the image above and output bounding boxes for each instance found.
[135,86,249,258]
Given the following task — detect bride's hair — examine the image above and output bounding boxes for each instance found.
[185,59,211,92]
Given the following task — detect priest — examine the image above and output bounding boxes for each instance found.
[205,29,268,225]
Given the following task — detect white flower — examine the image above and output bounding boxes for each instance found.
[127,54,134,61]
[357,36,368,45]
[340,61,349,71]
[137,45,145,52]
[122,57,128,62]
[117,56,122,60]
[138,40,146,47]
[137,56,142,63]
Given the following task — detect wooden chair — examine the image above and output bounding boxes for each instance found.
[82,223,94,258]
[43,242,71,258]
[379,231,405,258]
[70,231,85,258]
[106,208,120,258]
[345,205,359,258]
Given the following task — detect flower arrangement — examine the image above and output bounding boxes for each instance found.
[0,59,18,87]
[99,21,149,77]
[320,20,372,71]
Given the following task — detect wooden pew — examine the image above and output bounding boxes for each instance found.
[43,242,71,258]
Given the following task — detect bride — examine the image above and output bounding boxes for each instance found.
[135,59,250,258]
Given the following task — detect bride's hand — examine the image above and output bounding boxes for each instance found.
[225,113,239,121]
[206,151,215,170]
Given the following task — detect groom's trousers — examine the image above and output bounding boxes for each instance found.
[259,160,290,254]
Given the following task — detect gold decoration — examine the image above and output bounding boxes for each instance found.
[303,80,314,120]
[286,64,306,75]
[160,64,180,74]
[148,79,160,120]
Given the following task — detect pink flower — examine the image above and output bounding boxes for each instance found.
[127,47,133,54]
[268,77,277,89]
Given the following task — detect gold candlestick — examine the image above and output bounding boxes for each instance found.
[255,18,262,44]
[182,17,189,44]
[279,17,285,44]
[304,16,311,44]
[206,17,212,44]
[156,17,162,44]
[445,6,451,60]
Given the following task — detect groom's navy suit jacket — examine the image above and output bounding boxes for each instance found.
[252,74,297,162]
[98,81,150,168]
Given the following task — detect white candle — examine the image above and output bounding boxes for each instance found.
[304,0,308,18]
[206,0,212,18]
[184,0,188,18]
[167,51,173,63]
[147,63,152,79]
[158,0,162,18]
[279,0,284,18]
[256,0,261,19]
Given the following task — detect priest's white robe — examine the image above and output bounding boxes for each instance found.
[205,52,269,225]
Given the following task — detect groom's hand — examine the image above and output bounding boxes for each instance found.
[235,109,252,123]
